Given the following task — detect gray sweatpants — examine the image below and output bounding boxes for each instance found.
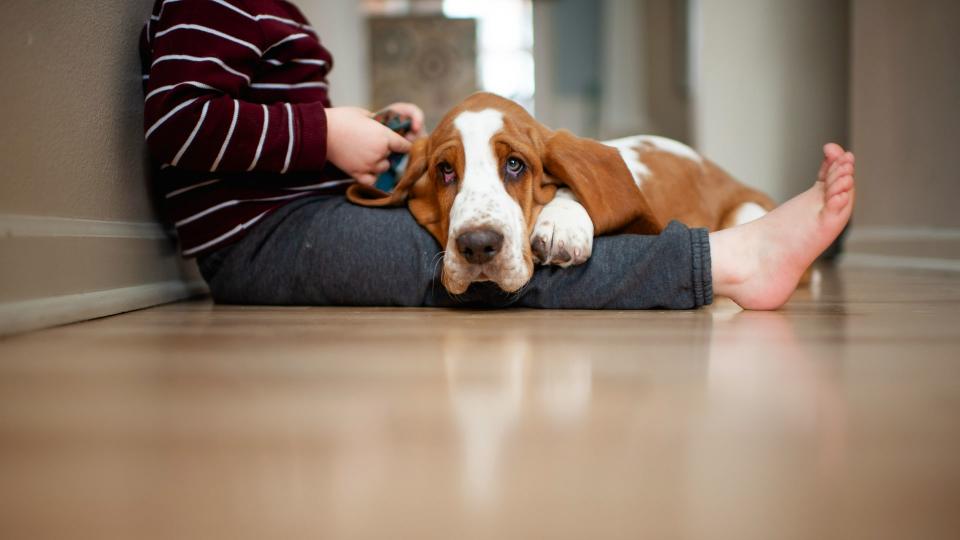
[198,196,713,309]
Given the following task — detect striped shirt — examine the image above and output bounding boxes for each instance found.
[140,0,350,257]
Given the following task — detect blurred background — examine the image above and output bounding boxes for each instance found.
[1,0,958,332]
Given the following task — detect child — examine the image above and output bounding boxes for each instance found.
[141,0,856,310]
[140,0,422,257]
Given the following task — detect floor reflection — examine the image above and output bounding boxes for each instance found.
[442,328,594,506]
[685,306,850,537]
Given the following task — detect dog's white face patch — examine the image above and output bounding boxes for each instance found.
[444,109,530,294]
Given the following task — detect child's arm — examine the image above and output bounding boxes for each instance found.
[326,102,422,185]
[326,107,412,186]
[144,0,329,174]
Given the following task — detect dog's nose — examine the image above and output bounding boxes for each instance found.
[456,229,504,264]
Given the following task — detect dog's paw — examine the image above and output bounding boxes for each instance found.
[531,198,594,267]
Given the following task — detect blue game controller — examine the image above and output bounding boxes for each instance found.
[372,108,413,192]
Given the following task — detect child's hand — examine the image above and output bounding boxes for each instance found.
[326,107,412,186]
[384,102,426,141]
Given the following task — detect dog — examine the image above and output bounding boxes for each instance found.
[347,92,775,295]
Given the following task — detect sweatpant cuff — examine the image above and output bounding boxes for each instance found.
[691,227,713,307]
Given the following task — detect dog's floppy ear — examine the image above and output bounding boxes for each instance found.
[542,129,663,235]
[345,138,446,243]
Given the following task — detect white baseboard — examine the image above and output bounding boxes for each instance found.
[846,226,960,243]
[0,280,207,337]
[840,253,960,273]
[0,212,202,335]
[843,225,960,272]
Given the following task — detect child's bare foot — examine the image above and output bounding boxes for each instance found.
[711,143,855,310]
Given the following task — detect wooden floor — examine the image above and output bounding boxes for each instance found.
[1,264,959,539]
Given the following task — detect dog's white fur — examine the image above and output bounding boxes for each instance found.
[445,110,531,293]
[530,187,594,268]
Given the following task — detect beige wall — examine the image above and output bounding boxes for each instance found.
[533,0,595,137]
[0,1,200,333]
[299,0,370,108]
[1,2,158,220]
[842,0,960,264]
[598,0,651,139]
[850,0,960,230]
[643,0,691,143]
[535,0,658,138]
[692,0,849,203]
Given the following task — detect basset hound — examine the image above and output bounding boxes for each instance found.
[347,92,775,295]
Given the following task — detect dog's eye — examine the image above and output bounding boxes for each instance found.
[504,157,526,180]
[438,162,457,185]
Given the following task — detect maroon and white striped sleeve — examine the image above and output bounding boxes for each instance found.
[143,0,328,174]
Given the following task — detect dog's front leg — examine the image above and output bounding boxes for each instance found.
[531,188,594,267]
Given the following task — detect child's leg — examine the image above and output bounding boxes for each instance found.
[199,196,712,309]
[199,143,855,310]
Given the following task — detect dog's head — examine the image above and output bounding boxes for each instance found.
[348,92,660,294]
